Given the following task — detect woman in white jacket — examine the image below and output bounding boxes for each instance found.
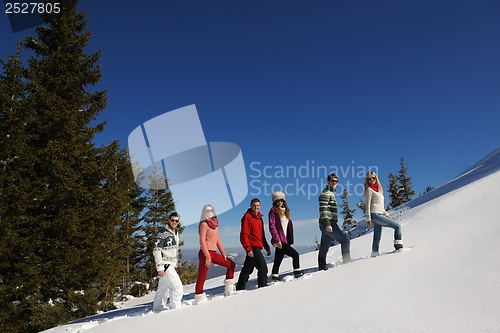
[364,171,403,256]
[152,212,183,312]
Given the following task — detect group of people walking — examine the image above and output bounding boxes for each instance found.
[152,172,403,312]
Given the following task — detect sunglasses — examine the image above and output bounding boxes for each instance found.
[275,199,285,203]
[329,179,338,183]
[206,209,213,213]
[170,219,180,223]
[367,177,376,181]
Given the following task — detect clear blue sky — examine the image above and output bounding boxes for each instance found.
[1,0,499,248]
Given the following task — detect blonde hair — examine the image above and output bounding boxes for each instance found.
[198,204,217,233]
[364,171,383,193]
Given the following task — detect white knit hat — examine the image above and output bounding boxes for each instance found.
[272,191,286,203]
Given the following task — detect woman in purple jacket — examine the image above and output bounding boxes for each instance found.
[268,191,303,281]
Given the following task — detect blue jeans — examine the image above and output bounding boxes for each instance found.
[371,213,402,252]
[318,223,350,268]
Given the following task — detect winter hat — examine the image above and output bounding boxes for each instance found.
[272,191,286,203]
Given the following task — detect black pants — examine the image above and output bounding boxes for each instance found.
[236,246,268,290]
[271,243,300,275]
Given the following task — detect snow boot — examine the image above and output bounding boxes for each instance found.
[224,279,236,296]
[370,251,380,257]
[318,256,328,271]
[271,274,281,282]
[194,292,207,305]
[394,239,403,250]
[170,300,182,309]
[293,270,304,278]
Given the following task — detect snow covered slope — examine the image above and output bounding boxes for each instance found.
[42,147,500,333]
[405,145,500,210]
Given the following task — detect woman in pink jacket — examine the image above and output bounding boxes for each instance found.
[268,191,303,281]
[194,204,236,305]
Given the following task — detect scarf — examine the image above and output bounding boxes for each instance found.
[274,206,287,218]
[369,183,379,192]
[205,217,219,230]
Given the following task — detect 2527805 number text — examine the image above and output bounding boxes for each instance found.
[5,2,61,14]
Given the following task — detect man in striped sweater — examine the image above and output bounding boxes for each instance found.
[318,173,351,270]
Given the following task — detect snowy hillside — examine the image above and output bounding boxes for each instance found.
[42,147,500,333]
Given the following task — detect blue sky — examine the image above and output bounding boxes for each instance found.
[1,0,499,249]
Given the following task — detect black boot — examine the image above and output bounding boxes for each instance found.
[318,257,327,271]
[394,240,403,250]
[294,270,304,278]
[271,274,281,282]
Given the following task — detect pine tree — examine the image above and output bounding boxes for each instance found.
[397,158,415,204]
[387,158,415,209]
[128,162,197,290]
[357,199,366,217]
[421,186,435,196]
[339,189,359,237]
[0,43,36,333]
[388,172,403,209]
[0,1,126,331]
[97,146,146,311]
[123,154,150,295]
[314,237,320,251]
[141,166,176,288]
[118,181,146,296]
[175,222,198,285]
[84,143,122,312]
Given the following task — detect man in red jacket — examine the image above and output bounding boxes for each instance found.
[236,198,271,290]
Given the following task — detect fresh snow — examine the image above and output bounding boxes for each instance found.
[41,148,500,333]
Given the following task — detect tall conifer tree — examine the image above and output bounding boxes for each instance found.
[175,222,198,285]
[96,145,144,311]
[388,172,403,209]
[357,199,366,217]
[0,1,124,331]
[397,157,415,204]
[340,189,358,236]
[387,158,415,209]
[141,166,176,286]
[116,154,147,296]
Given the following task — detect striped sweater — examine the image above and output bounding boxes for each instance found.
[318,186,338,226]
